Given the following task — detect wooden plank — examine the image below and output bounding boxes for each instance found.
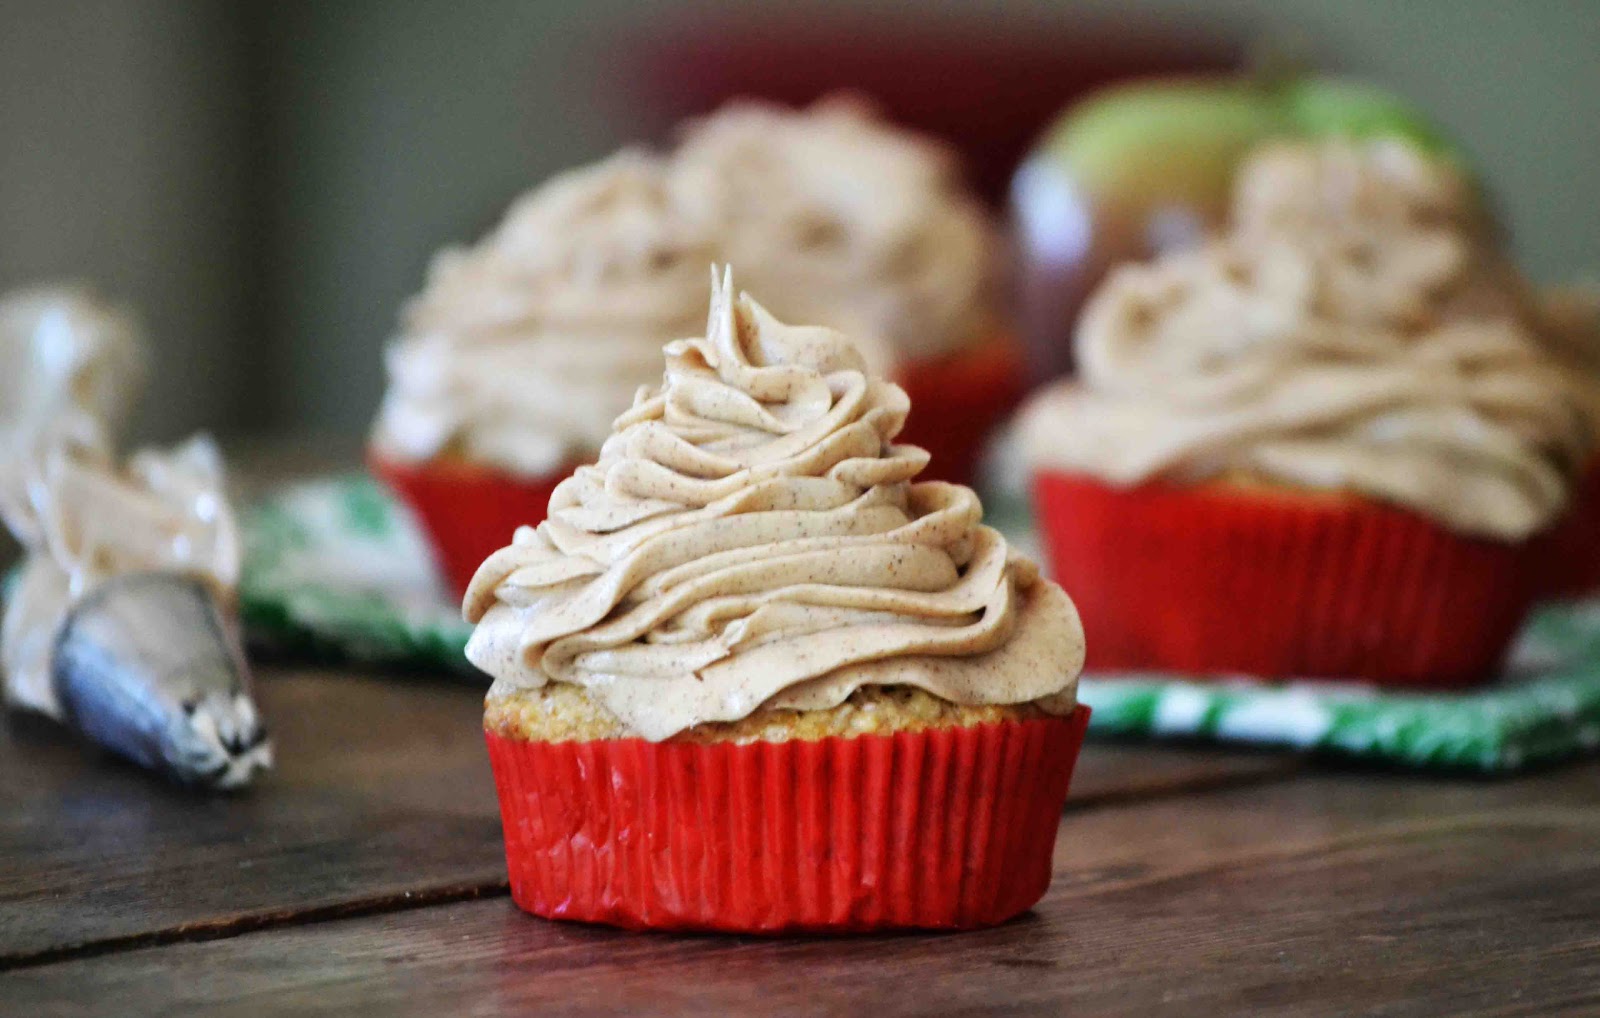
[8,762,1596,1017]
[0,666,507,963]
[0,662,1299,963]
[1068,740,1300,805]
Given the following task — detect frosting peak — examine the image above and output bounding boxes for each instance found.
[465,270,1082,741]
[603,269,923,491]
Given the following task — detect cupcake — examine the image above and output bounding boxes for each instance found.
[466,269,1088,933]
[1019,139,1595,687]
[670,98,1022,486]
[370,152,717,593]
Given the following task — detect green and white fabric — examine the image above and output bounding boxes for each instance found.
[242,476,476,675]
[242,476,1600,772]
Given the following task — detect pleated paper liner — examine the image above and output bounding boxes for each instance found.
[1033,471,1538,688]
[369,452,571,597]
[896,334,1027,488]
[485,706,1090,934]
[1535,460,1600,599]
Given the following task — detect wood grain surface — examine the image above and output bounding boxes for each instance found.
[8,762,1597,1017]
[0,665,1300,969]
[0,667,504,963]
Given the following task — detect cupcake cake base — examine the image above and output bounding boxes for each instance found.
[485,695,1090,934]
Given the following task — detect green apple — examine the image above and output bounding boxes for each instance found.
[1280,77,1458,162]
[1014,75,1469,382]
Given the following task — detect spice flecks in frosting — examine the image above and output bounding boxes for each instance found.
[1021,140,1592,540]
[465,269,1082,741]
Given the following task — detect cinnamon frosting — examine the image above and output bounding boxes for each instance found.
[1020,140,1594,540]
[374,101,1002,476]
[372,151,719,476]
[465,270,1082,741]
[671,98,997,369]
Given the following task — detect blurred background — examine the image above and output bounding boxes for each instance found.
[2,0,1596,446]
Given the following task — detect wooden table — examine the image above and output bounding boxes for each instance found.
[2,665,1597,1017]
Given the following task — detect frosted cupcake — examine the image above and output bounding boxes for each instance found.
[671,98,1021,485]
[467,269,1088,932]
[371,151,717,593]
[1019,139,1594,686]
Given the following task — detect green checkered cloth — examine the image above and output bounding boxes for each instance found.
[241,476,1600,773]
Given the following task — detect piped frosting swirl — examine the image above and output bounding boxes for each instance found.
[465,269,1082,741]
[1020,140,1594,540]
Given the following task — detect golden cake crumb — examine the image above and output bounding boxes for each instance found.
[484,683,1054,744]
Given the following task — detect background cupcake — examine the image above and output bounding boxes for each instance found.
[1238,141,1600,600]
[370,151,717,593]
[1020,138,1594,687]
[468,270,1088,933]
[671,97,1021,486]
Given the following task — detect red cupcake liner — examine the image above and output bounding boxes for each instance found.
[896,335,1027,488]
[485,706,1090,934]
[370,452,571,597]
[1534,460,1600,599]
[1034,471,1538,688]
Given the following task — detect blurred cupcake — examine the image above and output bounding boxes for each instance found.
[670,98,1021,485]
[1241,143,1600,599]
[370,152,716,593]
[1019,139,1595,687]
[468,270,1088,933]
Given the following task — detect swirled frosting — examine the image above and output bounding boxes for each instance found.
[0,289,237,717]
[372,151,718,476]
[670,98,997,369]
[464,270,1082,741]
[1020,139,1593,540]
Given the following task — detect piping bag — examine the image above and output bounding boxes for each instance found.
[0,286,270,789]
